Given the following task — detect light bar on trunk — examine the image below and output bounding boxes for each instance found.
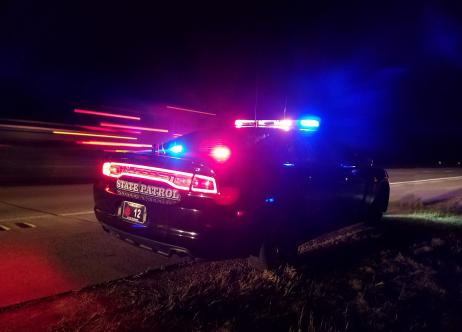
[102,162,217,194]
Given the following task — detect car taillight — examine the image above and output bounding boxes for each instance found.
[101,162,217,194]
[102,162,122,177]
[173,174,192,187]
[191,174,217,194]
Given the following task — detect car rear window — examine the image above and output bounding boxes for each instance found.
[161,128,325,164]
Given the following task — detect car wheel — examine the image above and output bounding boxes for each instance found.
[365,183,389,225]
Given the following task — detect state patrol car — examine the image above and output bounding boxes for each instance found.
[94,118,389,269]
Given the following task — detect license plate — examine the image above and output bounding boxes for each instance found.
[120,201,147,223]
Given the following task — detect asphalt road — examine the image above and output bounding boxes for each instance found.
[0,185,182,308]
[0,168,461,308]
[388,168,462,203]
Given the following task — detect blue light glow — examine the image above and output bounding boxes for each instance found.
[265,197,275,203]
[169,144,184,154]
[131,223,146,228]
[300,118,320,128]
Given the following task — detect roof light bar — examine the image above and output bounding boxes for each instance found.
[234,119,294,130]
[234,119,257,128]
[234,118,320,131]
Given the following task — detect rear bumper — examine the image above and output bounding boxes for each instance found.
[100,221,193,257]
[94,199,258,259]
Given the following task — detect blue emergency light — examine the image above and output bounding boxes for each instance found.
[168,144,184,154]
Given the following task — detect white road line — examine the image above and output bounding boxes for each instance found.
[0,224,11,231]
[0,210,94,223]
[139,244,152,250]
[390,176,462,185]
[125,238,135,244]
[59,210,94,216]
[21,222,37,228]
[0,215,49,223]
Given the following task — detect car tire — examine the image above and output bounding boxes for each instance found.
[365,183,389,225]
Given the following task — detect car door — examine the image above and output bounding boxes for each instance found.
[280,134,348,236]
[299,138,367,231]
[333,148,369,224]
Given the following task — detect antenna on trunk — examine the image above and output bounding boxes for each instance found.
[283,95,287,120]
[254,73,258,127]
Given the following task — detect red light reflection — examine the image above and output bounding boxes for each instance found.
[100,122,168,133]
[79,125,118,132]
[166,105,216,116]
[0,245,75,307]
[77,140,152,148]
[53,130,137,140]
[74,109,141,120]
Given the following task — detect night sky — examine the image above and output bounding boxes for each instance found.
[1,1,462,163]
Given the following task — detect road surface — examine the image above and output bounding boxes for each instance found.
[388,168,462,203]
[0,168,461,308]
[0,185,182,308]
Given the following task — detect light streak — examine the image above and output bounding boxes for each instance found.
[74,109,140,120]
[100,122,168,133]
[77,141,152,148]
[53,130,137,140]
[166,105,216,116]
[79,125,118,132]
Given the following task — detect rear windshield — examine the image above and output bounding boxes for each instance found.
[160,128,329,164]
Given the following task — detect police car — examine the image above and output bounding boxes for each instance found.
[94,118,389,269]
